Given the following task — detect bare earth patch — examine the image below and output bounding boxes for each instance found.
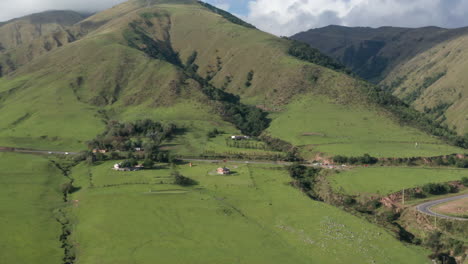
[433,197,468,218]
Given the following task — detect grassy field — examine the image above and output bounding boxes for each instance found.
[67,161,430,264]
[0,153,64,264]
[268,96,463,158]
[330,166,468,195]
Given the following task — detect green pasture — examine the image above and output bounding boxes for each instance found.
[330,166,468,195]
[0,153,64,264]
[68,161,429,264]
[268,96,463,158]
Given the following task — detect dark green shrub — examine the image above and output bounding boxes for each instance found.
[422,183,450,195]
[173,172,197,186]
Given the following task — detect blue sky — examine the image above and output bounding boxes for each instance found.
[205,0,249,16]
[2,0,468,36]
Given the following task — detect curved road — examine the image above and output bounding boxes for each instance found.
[416,194,468,221]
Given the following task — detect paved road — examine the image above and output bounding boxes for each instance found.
[180,158,293,166]
[416,194,468,221]
[0,147,77,155]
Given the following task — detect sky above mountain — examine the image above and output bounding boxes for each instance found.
[1,0,468,36]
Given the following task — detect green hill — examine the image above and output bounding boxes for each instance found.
[292,25,468,135]
[0,1,466,263]
[0,0,463,157]
[382,35,468,134]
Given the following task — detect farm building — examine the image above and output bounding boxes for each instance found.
[217,167,231,175]
[113,163,144,172]
[231,135,250,140]
[93,149,107,154]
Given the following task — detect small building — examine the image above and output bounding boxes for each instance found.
[113,163,144,172]
[93,149,107,154]
[231,135,250,140]
[217,167,231,175]
[135,147,143,152]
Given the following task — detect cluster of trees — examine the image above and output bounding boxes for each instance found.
[432,156,468,168]
[245,70,254,87]
[88,119,177,152]
[421,183,458,196]
[287,164,321,198]
[225,138,265,150]
[333,154,378,165]
[260,134,300,161]
[286,39,350,73]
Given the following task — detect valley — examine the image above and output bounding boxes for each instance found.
[0,0,466,263]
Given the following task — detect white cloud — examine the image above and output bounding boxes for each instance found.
[0,0,126,22]
[244,0,468,36]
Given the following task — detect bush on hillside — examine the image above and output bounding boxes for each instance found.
[422,183,450,195]
[332,154,378,165]
[456,159,468,168]
[461,177,468,187]
[173,172,197,186]
[287,164,321,197]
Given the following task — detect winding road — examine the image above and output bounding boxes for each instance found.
[416,194,468,221]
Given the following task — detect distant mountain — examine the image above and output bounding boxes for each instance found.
[292,25,468,83]
[0,10,87,51]
[292,25,468,134]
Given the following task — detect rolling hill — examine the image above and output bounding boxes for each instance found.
[0,0,463,157]
[0,1,467,263]
[292,25,468,134]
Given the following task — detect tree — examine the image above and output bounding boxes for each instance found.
[142,159,155,169]
[121,159,138,168]
[60,182,76,194]
[173,172,197,186]
[456,159,468,168]
[461,177,468,187]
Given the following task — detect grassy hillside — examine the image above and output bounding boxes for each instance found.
[267,96,463,158]
[292,25,468,135]
[0,153,64,264]
[67,161,430,264]
[0,0,463,158]
[292,25,468,83]
[383,35,468,134]
[330,167,468,195]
